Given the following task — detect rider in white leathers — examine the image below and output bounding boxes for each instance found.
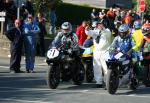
[85,21,112,87]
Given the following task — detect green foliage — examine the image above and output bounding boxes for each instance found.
[32,0,62,15]
[55,3,102,26]
[145,0,150,16]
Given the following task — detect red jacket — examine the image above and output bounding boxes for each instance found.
[76,25,87,46]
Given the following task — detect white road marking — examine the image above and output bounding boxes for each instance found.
[0,87,52,91]
[0,98,53,103]
[0,66,9,69]
[125,94,150,98]
[0,87,150,98]
[0,63,47,69]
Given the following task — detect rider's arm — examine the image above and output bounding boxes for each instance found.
[139,39,146,52]
[51,32,62,47]
[109,36,118,51]
[71,33,79,51]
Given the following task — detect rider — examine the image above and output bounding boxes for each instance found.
[131,20,144,62]
[51,22,80,56]
[109,24,133,86]
[141,23,150,86]
[109,24,132,58]
[141,23,150,52]
[110,24,132,53]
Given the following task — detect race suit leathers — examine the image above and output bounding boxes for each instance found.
[51,32,79,55]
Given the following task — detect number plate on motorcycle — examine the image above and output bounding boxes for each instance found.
[114,52,123,59]
[83,48,92,55]
[122,60,130,65]
[47,49,59,59]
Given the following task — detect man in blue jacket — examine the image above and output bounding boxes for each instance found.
[23,15,40,73]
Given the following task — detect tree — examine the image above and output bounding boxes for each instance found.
[33,0,62,12]
[145,0,150,16]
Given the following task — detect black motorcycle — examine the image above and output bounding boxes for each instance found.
[46,45,85,89]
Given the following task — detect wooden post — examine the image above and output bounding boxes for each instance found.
[1,21,4,35]
[0,12,6,35]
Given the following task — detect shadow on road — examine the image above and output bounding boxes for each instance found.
[115,87,150,95]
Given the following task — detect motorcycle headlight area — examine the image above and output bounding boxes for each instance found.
[83,48,93,55]
[47,49,59,59]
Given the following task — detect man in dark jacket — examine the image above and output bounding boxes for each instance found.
[5,19,23,73]
[36,13,47,56]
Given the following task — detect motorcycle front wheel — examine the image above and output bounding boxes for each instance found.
[47,65,60,89]
[84,63,94,83]
[72,61,85,85]
[106,68,119,94]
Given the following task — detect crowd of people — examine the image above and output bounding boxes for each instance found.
[0,0,57,73]
[0,1,150,88]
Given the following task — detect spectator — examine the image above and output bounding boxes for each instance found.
[107,7,116,22]
[25,0,34,16]
[5,19,23,73]
[132,11,141,22]
[99,12,110,29]
[23,15,40,73]
[120,10,126,21]
[91,9,99,23]
[76,21,88,46]
[123,12,132,27]
[99,9,105,19]
[114,10,122,22]
[36,13,47,57]
[49,7,56,34]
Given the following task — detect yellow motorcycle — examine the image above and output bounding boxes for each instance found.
[82,38,94,83]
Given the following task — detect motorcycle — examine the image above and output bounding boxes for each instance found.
[106,51,137,94]
[141,50,150,87]
[82,45,94,83]
[46,44,85,89]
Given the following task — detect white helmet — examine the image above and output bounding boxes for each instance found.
[61,22,72,31]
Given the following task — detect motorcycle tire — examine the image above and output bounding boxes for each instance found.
[106,69,119,94]
[84,63,94,83]
[61,70,72,82]
[72,62,85,85]
[142,65,149,87]
[47,65,60,89]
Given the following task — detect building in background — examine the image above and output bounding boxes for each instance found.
[63,0,133,9]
